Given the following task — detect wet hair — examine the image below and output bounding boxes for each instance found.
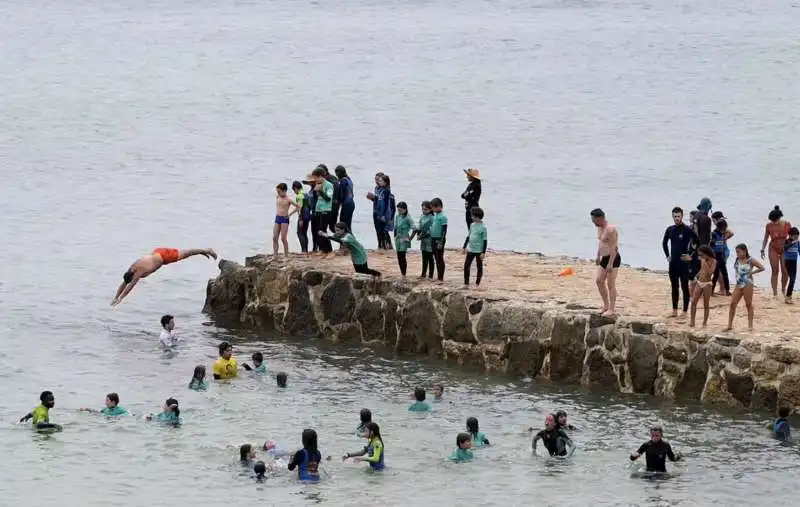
[292,180,303,191]
[430,198,443,208]
[240,443,253,462]
[276,183,288,192]
[456,432,471,446]
[165,398,180,418]
[379,174,391,187]
[334,165,347,179]
[590,208,605,218]
[555,410,567,421]
[218,341,232,356]
[123,269,134,284]
[650,425,663,435]
[545,414,556,426]
[779,407,790,418]
[790,227,799,236]
[365,422,382,444]
[189,365,206,387]
[397,201,408,210]
[716,219,728,231]
[735,243,749,258]
[433,382,443,393]
[414,387,426,402]
[671,206,683,215]
[421,200,432,210]
[160,314,173,329]
[470,206,484,219]
[106,393,120,406]
[252,352,263,364]
[360,408,372,424]
[315,164,329,174]
[301,429,318,453]
[698,245,715,258]
[276,372,287,388]
[711,211,725,220]
[311,168,326,178]
[253,460,267,480]
[769,205,783,222]
[466,417,479,437]
[40,391,54,403]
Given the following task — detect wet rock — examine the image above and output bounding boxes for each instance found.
[502,306,542,340]
[764,343,800,365]
[675,349,709,400]
[752,382,779,412]
[302,270,324,286]
[258,267,289,305]
[443,294,476,343]
[630,321,654,334]
[732,347,753,370]
[702,371,735,406]
[778,374,800,408]
[483,340,509,372]
[706,342,732,362]
[603,328,627,356]
[282,280,318,336]
[589,313,616,328]
[661,361,683,377]
[242,302,275,330]
[583,348,618,388]
[468,299,484,315]
[442,340,485,369]
[355,298,385,342]
[475,306,504,342]
[321,277,356,325]
[713,336,742,348]
[335,322,362,343]
[724,368,754,408]
[549,316,588,382]
[627,334,659,394]
[384,298,400,345]
[397,292,442,356]
[662,345,688,364]
[507,340,547,378]
[751,357,785,381]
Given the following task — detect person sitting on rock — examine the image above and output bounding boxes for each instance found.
[318,223,381,277]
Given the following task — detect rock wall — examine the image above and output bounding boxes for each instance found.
[204,256,800,413]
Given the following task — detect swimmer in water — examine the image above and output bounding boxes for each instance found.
[408,387,432,412]
[212,342,238,380]
[689,245,717,328]
[288,429,323,482]
[240,443,257,466]
[111,247,217,306]
[771,407,792,441]
[188,365,208,391]
[253,461,267,482]
[356,408,372,434]
[532,414,574,457]
[146,398,180,425]
[629,425,683,473]
[432,383,444,401]
[554,411,577,432]
[276,372,288,388]
[79,392,129,417]
[19,391,62,432]
[343,422,386,471]
[449,433,474,462]
[466,417,490,447]
[242,352,267,373]
[262,440,290,458]
[159,314,179,348]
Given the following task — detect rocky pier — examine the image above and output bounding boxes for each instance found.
[203,250,800,413]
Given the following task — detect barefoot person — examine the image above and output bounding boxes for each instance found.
[724,244,765,332]
[590,208,620,316]
[111,247,217,306]
[689,245,717,327]
[273,183,301,259]
[662,207,696,318]
[760,206,791,297]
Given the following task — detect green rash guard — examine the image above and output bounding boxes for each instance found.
[100,406,129,417]
[464,222,488,253]
[408,401,432,412]
[333,233,368,265]
[449,448,474,462]
[315,180,334,213]
[394,214,415,253]
[429,212,448,239]
[470,432,489,447]
[417,214,434,252]
[189,379,208,391]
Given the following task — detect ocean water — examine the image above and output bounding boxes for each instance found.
[1,0,799,505]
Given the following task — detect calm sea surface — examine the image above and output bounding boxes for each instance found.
[2,0,799,505]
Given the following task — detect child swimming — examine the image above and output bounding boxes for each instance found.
[242,352,267,373]
[408,387,432,412]
[449,433,474,462]
[253,461,267,482]
[276,372,288,388]
[356,408,372,434]
[19,391,62,432]
[159,314,179,348]
[288,429,322,482]
[343,422,385,471]
[240,443,257,465]
[771,407,792,440]
[466,417,490,447]
[554,410,577,431]
[262,440,290,458]
[146,398,181,425]
[188,365,208,391]
[79,392,129,417]
[432,383,444,401]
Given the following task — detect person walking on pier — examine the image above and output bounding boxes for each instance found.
[590,208,620,317]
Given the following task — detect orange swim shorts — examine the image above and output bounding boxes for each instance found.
[152,247,181,265]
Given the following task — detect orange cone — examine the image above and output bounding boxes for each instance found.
[558,266,575,277]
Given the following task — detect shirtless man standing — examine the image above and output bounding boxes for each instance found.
[111,247,217,306]
[689,245,717,327]
[591,208,620,316]
[273,183,301,259]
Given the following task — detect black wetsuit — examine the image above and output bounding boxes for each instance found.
[662,224,697,312]
[633,440,678,473]
[461,179,481,229]
[533,429,571,456]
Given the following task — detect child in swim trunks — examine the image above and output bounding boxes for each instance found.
[690,245,717,327]
[274,183,302,259]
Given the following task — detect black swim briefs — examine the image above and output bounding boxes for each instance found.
[599,254,621,269]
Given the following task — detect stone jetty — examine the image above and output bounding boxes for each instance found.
[203,250,800,413]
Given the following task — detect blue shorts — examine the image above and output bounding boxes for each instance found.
[275,215,290,225]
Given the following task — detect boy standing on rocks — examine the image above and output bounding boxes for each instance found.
[590,208,620,317]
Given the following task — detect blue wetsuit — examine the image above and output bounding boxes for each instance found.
[288,448,321,482]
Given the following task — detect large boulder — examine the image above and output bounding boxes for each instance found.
[752,382,779,412]
[502,305,542,340]
[442,340,485,369]
[443,294,476,343]
[282,280,318,336]
[582,348,618,388]
[507,339,547,378]
[724,367,754,408]
[548,315,588,382]
[397,292,442,356]
[257,267,290,305]
[778,373,800,408]
[203,260,249,317]
[384,298,400,345]
[675,348,709,400]
[475,306,503,342]
[320,277,356,325]
[355,298,385,342]
[627,333,659,394]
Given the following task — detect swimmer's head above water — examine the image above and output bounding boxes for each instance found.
[414,387,426,402]
[254,460,267,481]
[432,383,443,399]
[160,314,174,331]
[240,443,256,462]
[466,417,479,436]
[555,410,568,427]
[360,408,372,425]
[218,342,233,360]
[105,393,120,410]
[650,425,664,442]
[251,352,263,367]
[263,440,277,451]
[456,432,472,450]
[40,390,55,409]
[276,372,288,388]
[544,414,556,431]
[163,398,180,418]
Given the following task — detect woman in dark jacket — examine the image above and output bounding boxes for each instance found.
[461,168,482,229]
[335,165,355,232]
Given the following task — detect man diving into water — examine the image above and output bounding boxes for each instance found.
[111,247,217,306]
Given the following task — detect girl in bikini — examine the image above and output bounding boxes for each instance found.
[725,244,765,332]
[761,205,791,297]
[690,245,717,328]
